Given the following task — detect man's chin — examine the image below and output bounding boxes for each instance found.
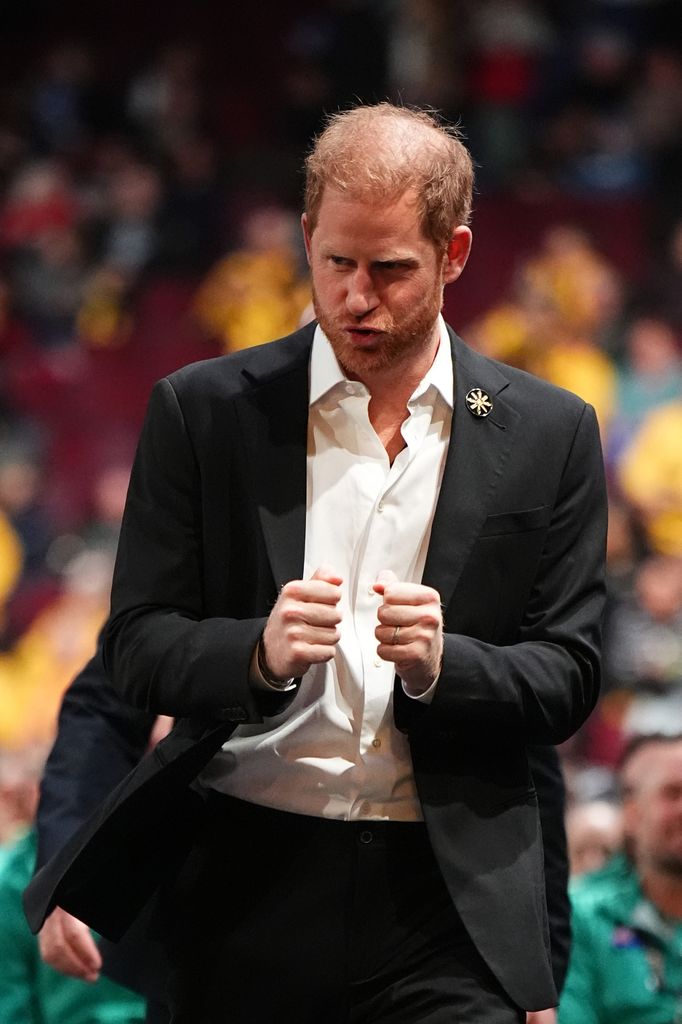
[324,330,396,377]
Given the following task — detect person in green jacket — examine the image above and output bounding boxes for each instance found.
[0,829,145,1024]
[560,734,682,1024]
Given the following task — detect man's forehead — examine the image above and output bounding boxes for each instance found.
[625,742,682,791]
[310,185,436,254]
[316,183,421,219]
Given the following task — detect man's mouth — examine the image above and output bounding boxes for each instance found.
[345,326,382,338]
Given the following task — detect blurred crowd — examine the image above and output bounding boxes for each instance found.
[0,1,681,1018]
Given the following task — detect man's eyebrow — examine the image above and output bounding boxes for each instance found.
[321,249,419,267]
[373,255,419,266]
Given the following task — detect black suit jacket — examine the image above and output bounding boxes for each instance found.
[25,323,606,1011]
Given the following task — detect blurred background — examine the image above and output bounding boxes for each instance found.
[0,0,681,837]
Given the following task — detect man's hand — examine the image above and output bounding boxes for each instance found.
[39,906,102,982]
[374,570,443,695]
[261,565,343,680]
[527,1010,557,1023]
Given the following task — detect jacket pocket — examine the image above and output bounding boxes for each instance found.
[479,505,551,538]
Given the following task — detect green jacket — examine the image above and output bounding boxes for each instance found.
[0,830,145,1024]
[559,855,682,1024]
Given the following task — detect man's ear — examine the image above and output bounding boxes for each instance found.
[442,226,472,284]
[301,213,312,265]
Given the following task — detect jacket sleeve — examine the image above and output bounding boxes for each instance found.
[424,402,606,744]
[35,641,155,870]
[102,377,292,721]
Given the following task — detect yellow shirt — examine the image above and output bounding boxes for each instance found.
[619,402,682,555]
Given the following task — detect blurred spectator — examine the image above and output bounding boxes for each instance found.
[633,47,682,243]
[97,160,162,276]
[560,734,682,1023]
[0,546,113,748]
[618,401,682,556]
[126,44,204,154]
[281,0,388,145]
[27,43,94,156]
[76,267,133,349]
[0,439,52,589]
[12,226,87,348]
[633,47,682,165]
[608,316,682,463]
[466,0,555,185]
[80,463,129,553]
[605,555,682,736]
[604,500,641,602]
[0,744,44,850]
[154,137,224,275]
[71,159,163,351]
[387,0,464,111]
[551,26,646,195]
[566,800,623,878]
[193,203,310,351]
[522,225,623,347]
[0,161,78,253]
[642,217,682,333]
[0,511,23,632]
[467,225,621,431]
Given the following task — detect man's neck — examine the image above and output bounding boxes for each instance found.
[364,349,436,463]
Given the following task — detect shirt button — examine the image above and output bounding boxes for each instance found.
[367,585,375,596]
[377,502,384,513]
[374,658,382,668]
[372,737,381,748]
[359,830,373,844]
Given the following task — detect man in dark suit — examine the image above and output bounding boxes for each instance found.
[25,103,606,1021]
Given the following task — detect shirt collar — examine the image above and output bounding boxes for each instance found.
[309,315,453,409]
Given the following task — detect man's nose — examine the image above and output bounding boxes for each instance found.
[345,268,379,317]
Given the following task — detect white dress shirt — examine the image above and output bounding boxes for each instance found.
[200,317,453,820]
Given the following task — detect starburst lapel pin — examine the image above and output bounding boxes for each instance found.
[465,388,493,418]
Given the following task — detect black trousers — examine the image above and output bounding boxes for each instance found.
[162,793,523,1024]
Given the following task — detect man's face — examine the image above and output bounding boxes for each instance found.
[630,743,682,877]
[302,187,470,381]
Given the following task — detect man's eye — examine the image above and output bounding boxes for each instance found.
[330,256,350,267]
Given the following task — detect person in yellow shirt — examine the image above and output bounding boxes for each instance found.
[618,401,682,556]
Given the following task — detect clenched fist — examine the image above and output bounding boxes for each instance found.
[374,569,443,695]
[260,565,343,681]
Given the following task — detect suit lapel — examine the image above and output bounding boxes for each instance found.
[422,330,519,611]
[234,333,312,589]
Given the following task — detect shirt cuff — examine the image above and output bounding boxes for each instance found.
[401,678,438,704]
